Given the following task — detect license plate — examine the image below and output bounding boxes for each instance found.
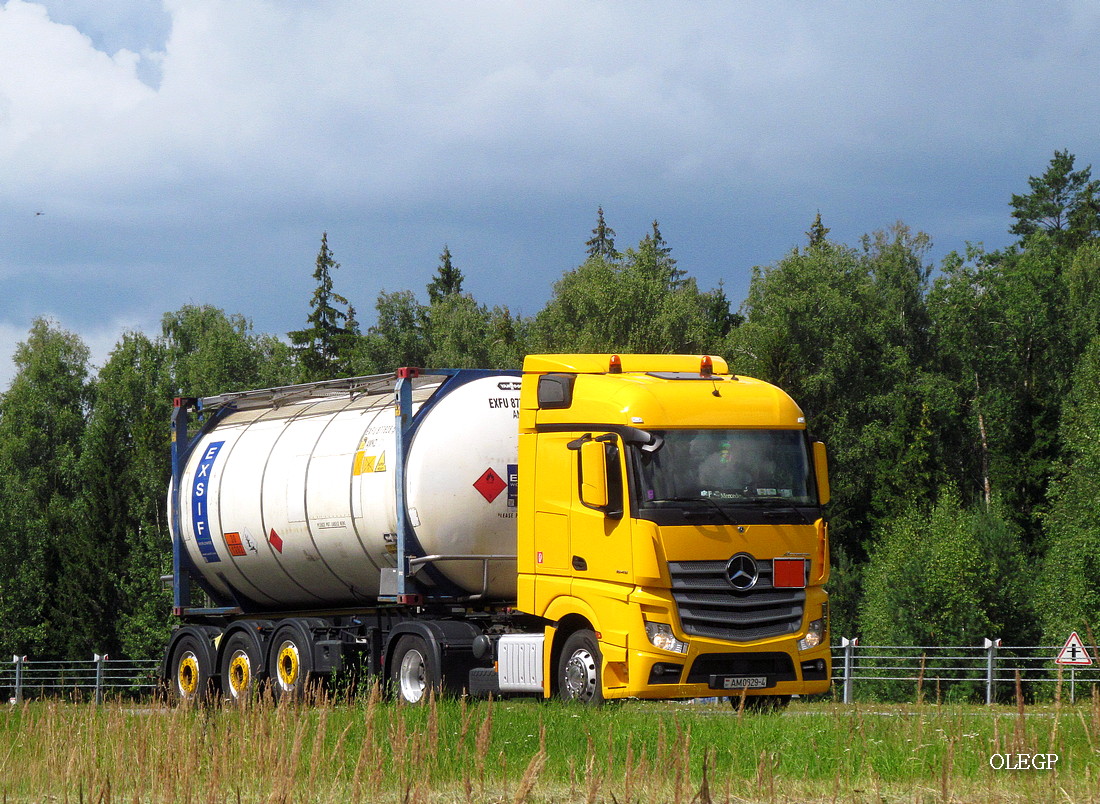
[716,675,769,690]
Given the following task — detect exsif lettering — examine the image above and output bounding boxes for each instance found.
[191,441,225,563]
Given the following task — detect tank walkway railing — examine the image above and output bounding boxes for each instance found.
[1,655,161,704]
[832,638,1100,704]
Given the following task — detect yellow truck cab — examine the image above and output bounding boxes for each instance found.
[517,354,831,703]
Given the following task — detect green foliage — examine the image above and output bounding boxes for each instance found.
[78,332,174,659]
[425,295,525,370]
[860,487,1031,648]
[163,305,295,396]
[533,224,732,354]
[0,319,92,658]
[1010,149,1100,249]
[353,290,430,373]
[929,238,1078,538]
[1036,334,1100,642]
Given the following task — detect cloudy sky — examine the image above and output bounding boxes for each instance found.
[2,1,1098,389]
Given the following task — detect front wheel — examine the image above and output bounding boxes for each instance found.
[390,635,440,704]
[557,630,604,704]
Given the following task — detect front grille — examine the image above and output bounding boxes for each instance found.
[668,558,805,642]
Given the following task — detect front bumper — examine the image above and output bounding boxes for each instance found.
[613,641,831,700]
[602,586,831,700]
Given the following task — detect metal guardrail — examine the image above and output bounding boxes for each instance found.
[1,655,160,704]
[4,641,1097,705]
[832,638,1100,704]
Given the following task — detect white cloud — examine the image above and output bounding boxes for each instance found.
[5,0,1100,213]
[0,1,155,184]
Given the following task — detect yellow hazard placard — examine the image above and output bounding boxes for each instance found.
[353,451,387,475]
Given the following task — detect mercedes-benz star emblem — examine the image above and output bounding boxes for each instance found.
[726,553,759,591]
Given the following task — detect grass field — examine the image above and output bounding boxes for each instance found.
[1,688,1098,803]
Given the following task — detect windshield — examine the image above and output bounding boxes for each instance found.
[635,429,817,509]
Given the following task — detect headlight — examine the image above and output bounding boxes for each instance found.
[798,618,825,651]
[644,620,688,654]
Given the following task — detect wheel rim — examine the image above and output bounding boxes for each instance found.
[177,650,200,698]
[275,640,300,692]
[398,648,427,703]
[227,649,252,699]
[564,648,598,701]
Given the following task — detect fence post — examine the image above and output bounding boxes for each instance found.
[841,637,858,704]
[12,655,25,704]
[984,638,1000,705]
[94,653,108,705]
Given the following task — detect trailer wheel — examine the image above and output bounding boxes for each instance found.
[270,624,315,699]
[557,629,604,704]
[221,632,264,702]
[391,635,440,704]
[170,633,215,704]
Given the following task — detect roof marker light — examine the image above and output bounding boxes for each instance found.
[609,355,622,374]
[700,355,713,377]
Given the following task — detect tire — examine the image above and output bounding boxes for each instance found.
[557,629,604,704]
[169,633,216,704]
[220,631,265,703]
[390,635,440,705]
[731,694,790,713]
[269,624,315,700]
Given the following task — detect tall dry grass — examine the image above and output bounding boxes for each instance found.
[0,686,1098,803]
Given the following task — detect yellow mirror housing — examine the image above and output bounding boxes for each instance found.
[580,439,609,508]
[813,441,830,506]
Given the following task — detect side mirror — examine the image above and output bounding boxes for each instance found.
[580,439,609,508]
[813,441,830,505]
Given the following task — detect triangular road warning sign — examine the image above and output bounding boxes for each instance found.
[1056,631,1094,666]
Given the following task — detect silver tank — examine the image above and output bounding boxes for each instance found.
[170,375,521,609]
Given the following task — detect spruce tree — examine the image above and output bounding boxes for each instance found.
[288,232,358,381]
[636,220,686,289]
[426,245,465,304]
[585,206,619,261]
[806,211,830,248]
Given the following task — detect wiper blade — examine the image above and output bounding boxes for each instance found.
[662,496,736,524]
[754,500,810,524]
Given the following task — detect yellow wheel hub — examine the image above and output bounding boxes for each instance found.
[177,652,199,697]
[228,652,252,697]
[277,642,300,688]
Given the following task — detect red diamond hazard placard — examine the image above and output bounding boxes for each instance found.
[473,467,507,503]
[1056,631,1093,666]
